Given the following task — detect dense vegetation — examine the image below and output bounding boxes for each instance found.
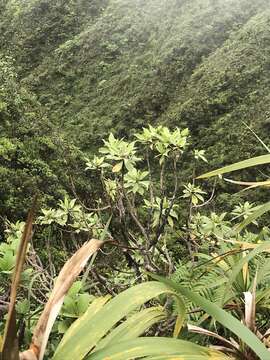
[1,1,270,359]
[1,0,270,213]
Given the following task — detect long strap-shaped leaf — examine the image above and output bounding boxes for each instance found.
[223,177,270,189]
[143,357,224,360]
[234,202,270,233]
[20,239,103,360]
[85,337,230,360]
[54,295,111,353]
[95,306,165,351]
[197,154,270,179]
[221,242,270,305]
[52,282,185,360]
[1,198,36,360]
[151,275,270,360]
[143,357,208,360]
[187,324,239,353]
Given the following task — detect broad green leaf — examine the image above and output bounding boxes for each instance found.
[86,338,229,360]
[151,275,270,360]
[53,282,185,360]
[55,296,111,353]
[62,295,78,317]
[143,357,196,360]
[77,293,92,315]
[124,159,135,172]
[197,154,270,179]
[68,281,82,296]
[58,320,71,334]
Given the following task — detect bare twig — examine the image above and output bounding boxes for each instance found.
[193,180,216,208]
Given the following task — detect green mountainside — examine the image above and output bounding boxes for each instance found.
[0,0,270,218]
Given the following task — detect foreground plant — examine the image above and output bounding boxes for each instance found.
[1,211,269,360]
[172,241,270,359]
[0,201,103,360]
[0,204,230,360]
[197,153,270,232]
[154,274,270,360]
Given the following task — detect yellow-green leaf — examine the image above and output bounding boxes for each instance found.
[112,162,123,173]
[86,338,229,360]
[197,154,270,179]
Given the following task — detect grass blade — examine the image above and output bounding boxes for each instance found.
[223,178,270,189]
[243,122,270,153]
[234,202,270,233]
[151,275,270,360]
[187,324,238,352]
[197,154,270,179]
[221,243,270,306]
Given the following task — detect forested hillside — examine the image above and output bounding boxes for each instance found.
[1,0,269,145]
[1,1,270,359]
[1,0,269,217]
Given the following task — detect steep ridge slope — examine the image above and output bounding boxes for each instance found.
[0,0,269,217]
[14,0,269,152]
[165,9,270,168]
